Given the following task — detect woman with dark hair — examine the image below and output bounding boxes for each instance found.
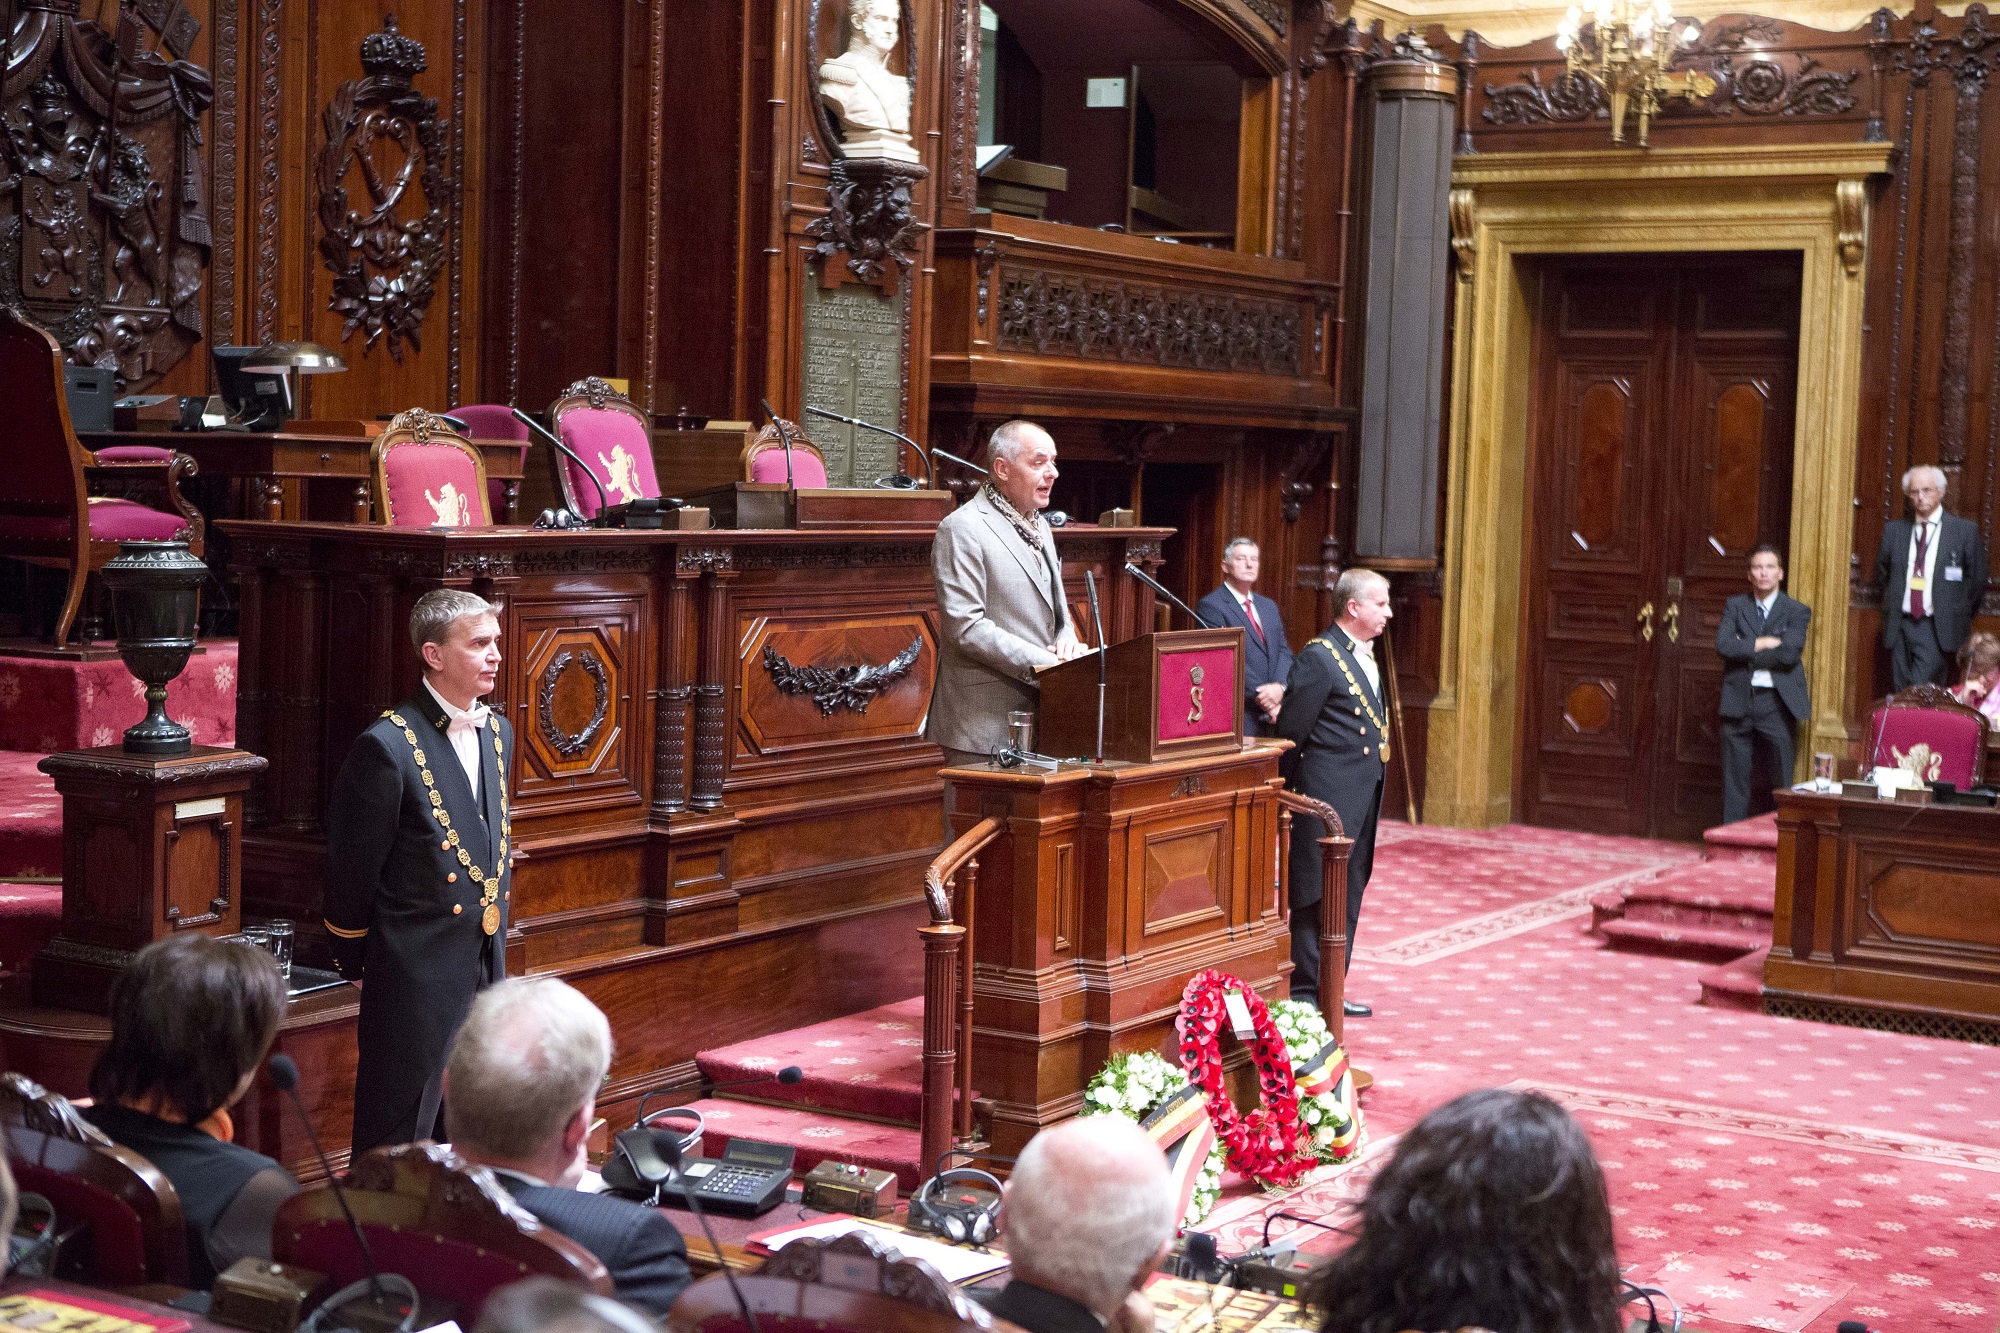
[83,933,299,1286]
[1307,1088,1623,1333]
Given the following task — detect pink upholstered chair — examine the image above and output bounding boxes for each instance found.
[1865,683,1989,788]
[0,306,204,647]
[742,419,831,488]
[371,408,492,528]
[547,377,660,520]
[446,404,531,520]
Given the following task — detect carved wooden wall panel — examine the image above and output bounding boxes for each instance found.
[738,613,936,756]
[509,595,647,819]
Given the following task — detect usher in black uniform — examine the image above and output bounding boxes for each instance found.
[325,687,513,1152]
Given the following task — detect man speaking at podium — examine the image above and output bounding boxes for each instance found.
[928,420,1088,767]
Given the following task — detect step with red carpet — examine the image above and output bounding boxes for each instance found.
[676,1096,925,1189]
[695,995,967,1125]
[1700,810,1778,862]
[1590,857,1775,960]
[1697,944,1768,1011]
[0,752,62,881]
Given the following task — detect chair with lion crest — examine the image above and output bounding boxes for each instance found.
[371,408,493,528]
[547,377,663,520]
[1864,683,1989,789]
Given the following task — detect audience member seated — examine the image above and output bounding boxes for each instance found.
[1305,1088,1623,1333]
[975,1116,1176,1333]
[474,1277,661,1333]
[444,977,693,1316]
[1951,631,2000,724]
[81,933,298,1287]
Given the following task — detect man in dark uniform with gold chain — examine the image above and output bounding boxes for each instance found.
[325,589,513,1152]
[1275,568,1392,1019]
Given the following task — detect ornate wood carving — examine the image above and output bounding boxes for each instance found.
[1243,0,1288,36]
[253,0,280,342]
[316,18,451,360]
[1483,68,1605,124]
[973,241,999,325]
[447,0,469,405]
[537,648,611,758]
[0,0,214,391]
[994,267,1303,375]
[761,636,921,716]
[1937,48,1992,468]
[1449,187,1477,281]
[213,0,239,342]
[1280,433,1329,522]
[1107,422,1176,466]
[806,157,929,288]
[1685,21,1862,117]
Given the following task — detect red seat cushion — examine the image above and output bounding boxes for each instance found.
[92,445,178,462]
[0,498,190,544]
[1868,706,1984,788]
[748,446,830,488]
[381,440,486,527]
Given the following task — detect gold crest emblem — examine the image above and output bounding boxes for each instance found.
[1187,663,1205,725]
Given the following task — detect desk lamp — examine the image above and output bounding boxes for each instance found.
[243,340,348,422]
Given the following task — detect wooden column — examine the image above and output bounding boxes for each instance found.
[689,550,736,811]
[651,569,696,818]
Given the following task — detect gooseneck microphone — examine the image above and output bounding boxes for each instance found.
[802,406,936,488]
[510,408,608,524]
[270,1054,416,1333]
[1123,562,1211,629]
[929,446,988,477]
[1084,569,1106,763]
[760,398,797,491]
[702,1065,804,1095]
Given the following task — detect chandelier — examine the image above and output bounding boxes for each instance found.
[1555,0,1716,147]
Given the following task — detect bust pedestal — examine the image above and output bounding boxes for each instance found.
[31,745,268,1012]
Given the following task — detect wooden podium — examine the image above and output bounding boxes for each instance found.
[937,630,1314,1157]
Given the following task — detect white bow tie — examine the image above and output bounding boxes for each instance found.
[447,703,490,736]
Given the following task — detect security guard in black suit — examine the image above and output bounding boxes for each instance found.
[1716,546,1813,825]
[1275,568,1392,1018]
[325,589,513,1153]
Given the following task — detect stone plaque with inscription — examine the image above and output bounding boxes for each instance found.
[802,281,907,486]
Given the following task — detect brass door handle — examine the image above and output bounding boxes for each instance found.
[1637,601,1655,642]
[1664,601,1680,643]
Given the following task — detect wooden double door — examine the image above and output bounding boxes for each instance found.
[1519,255,1801,840]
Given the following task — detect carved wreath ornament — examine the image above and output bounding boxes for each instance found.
[762,637,922,715]
[317,18,451,360]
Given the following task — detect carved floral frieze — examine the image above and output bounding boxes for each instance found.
[994,267,1303,377]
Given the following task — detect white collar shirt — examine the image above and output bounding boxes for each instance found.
[1903,513,1942,617]
[1751,592,1779,689]
[423,678,487,800]
[1347,632,1381,697]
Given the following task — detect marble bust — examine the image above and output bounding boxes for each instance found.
[818,0,918,163]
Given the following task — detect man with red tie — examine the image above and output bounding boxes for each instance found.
[1196,538,1293,737]
[1874,465,1989,690]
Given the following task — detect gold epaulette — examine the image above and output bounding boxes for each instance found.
[324,919,368,939]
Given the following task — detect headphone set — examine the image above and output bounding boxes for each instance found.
[905,1152,1012,1246]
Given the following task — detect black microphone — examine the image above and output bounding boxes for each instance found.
[1044,510,1069,527]
[615,1128,763,1333]
[1123,562,1211,628]
[802,406,935,488]
[702,1065,804,1095]
[760,398,797,491]
[1259,1210,1348,1249]
[930,446,988,477]
[269,1055,410,1329]
[1084,569,1106,763]
[510,408,607,524]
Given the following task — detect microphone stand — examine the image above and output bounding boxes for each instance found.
[511,408,608,524]
[803,406,935,487]
[1123,562,1211,629]
[660,1139,763,1333]
[759,398,797,491]
[1084,569,1106,763]
[930,446,988,477]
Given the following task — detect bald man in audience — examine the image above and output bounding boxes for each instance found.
[975,1116,1176,1333]
[444,977,691,1316]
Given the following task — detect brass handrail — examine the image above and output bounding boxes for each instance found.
[1274,789,1353,1042]
[919,816,1002,1176]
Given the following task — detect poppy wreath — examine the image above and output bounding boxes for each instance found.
[1175,968,1317,1188]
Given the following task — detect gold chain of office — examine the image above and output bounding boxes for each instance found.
[1308,636,1390,766]
[388,710,510,935]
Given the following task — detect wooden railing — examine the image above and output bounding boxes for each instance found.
[1275,790,1353,1044]
[918,816,1002,1177]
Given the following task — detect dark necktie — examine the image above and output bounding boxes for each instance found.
[1757,601,1768,630]
[1912,522,1930,619]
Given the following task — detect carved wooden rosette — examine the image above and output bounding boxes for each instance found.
[0,0,215,391]
[316,17,451,361]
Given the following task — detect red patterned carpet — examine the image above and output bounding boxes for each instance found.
[0,641,237,752]
[1196,821,2000,1333]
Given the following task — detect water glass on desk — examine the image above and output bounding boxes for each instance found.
[240,920,294,979]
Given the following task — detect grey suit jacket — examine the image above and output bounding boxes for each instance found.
[926,489,1078,754]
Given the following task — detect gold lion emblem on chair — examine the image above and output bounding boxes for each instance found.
[424,481,471,526]
[597,442,644,504]
[1891,742,1944,784]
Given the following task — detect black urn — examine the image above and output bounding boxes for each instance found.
[101,540,207,754]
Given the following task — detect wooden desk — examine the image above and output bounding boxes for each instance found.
[80,430,529,523]
[1766,789,2000,1040]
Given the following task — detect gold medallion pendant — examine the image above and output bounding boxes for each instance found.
[482,902,501,936]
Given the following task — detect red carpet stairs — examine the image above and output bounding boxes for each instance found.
[677,995,951,1189]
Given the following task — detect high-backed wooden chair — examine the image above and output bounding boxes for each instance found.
[0,1073,191,1286]
[446,404,532,520]
[0,305,204,647]
[371,408,492,528]
[668,1229,998,1333]
[548,377,662,519]
[1865,682,1989,788]
[274,1144,610,1324]
[741,420,830,489]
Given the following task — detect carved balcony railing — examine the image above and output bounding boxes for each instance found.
[931,216,1340,431]
[1275,789,1352,1040]
[918,816,1003,1176]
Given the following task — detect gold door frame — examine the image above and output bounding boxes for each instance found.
[1424,141,1892,827]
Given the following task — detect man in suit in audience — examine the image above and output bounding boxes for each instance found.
[1715,546,1812,825]
[1276,568,1393,1018]
[445,978,692,1317]
[1196,537,1293,736]
[326,589,514,1152]
[927,420,1088,767]
[1875,464,1989,689]
[974,1117,1176,1333]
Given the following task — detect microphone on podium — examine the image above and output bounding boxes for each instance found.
[929,446,988,477]
[760,399,798,490]
[1123,561,1211,628]
[802,406,935,488]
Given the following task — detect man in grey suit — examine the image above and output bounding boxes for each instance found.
[928,420,1087,766]
[1875,464,1989,690]
[1715,546,1812,825]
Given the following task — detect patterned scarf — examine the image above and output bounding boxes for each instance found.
[983,481,1047,555]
